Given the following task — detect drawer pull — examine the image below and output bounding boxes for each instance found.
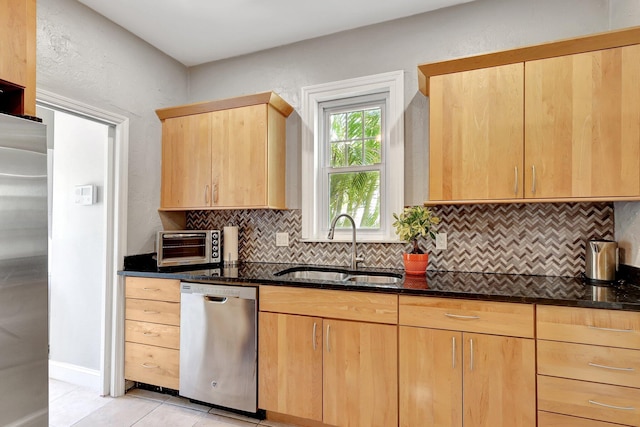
[142,332,159,337]
[141,363,158,369]
[587,325,634,333]
[143,310,160,314]
[445,313,480,320]
[588,400,636,411]
[142,288,160,291]
[588,362,635,372]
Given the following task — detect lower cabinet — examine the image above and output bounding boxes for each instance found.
[258,286,398,427]
[124,277,180,389]
[398,296,536,427]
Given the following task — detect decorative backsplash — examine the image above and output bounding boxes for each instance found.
[187,202,614,277]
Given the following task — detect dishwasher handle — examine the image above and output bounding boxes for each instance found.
[205,296,228,304]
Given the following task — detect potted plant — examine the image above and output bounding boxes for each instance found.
[392,206,440,275]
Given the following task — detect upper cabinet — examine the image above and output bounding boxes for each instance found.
[420,26,640,204]
[0,0,36,116]
[156,92,292,210]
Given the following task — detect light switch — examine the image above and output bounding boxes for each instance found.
[276,232,289,247]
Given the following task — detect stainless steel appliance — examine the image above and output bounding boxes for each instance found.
[585,239,618,282]
[0,113,48,425]
[156,230,221,267]
[179,282,257,413]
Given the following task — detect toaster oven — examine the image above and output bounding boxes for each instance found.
[156,230,221,268]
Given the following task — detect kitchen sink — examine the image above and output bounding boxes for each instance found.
[274,266,402,284]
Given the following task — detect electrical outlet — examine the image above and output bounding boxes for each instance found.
[275,232,289,247]
[435,232,447,250]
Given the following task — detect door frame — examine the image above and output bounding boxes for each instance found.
[37,89,129,397]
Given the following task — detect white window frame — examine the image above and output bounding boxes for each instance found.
[301,71,404,242]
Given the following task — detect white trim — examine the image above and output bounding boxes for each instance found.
[37,89,129,398]
[300,71,405,241]
[49,360,102,392]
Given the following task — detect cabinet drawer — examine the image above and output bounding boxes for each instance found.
[125,298,180,326]
[125,342,179,390]
[538,340,640,388]
[125,277,180,302]
[538,411,627,427]
[125,320,180,350]
[259,286,397,324]
[399,296,534,338]
[538,375,640,426]
[537,305,640,349]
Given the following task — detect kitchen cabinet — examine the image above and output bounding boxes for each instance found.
[525,45,640,198]
[157,92,292,210]
[0,0,36,116]
[124,277,180,390]
[537,305,640,426]
[258,286,398,427]
[421,26,640,204]
[399,296,536,427]
[429,63,524,201]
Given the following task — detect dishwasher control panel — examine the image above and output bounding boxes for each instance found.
[180,282,256,300]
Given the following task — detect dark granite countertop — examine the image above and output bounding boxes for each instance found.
[119,254,640,311]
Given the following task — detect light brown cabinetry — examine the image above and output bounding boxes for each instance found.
[258,286,398,427]
[525,45,640,198]
[157,92,292,210]
[422,26,640,204]
[429,63,524,201]
[124,277,180,389]
[0,0,36,115]
[399,296,535,427]
[537,305,640,426]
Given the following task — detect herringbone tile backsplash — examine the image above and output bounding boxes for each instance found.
[187,202,614,277]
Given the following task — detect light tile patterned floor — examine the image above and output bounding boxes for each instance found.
[49,379,294,427]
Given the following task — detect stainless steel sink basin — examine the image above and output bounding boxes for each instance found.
[281,270,350,282]
[345,274,402,284]
[275,267,402,284]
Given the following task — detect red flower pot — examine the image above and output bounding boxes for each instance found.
[403,252,429,275]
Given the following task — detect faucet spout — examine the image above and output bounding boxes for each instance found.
[327,213,364,270]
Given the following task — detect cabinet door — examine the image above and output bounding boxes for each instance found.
[463,333,536,427]
[258,312,323,421]
[161,114,212,208]
[323,319,398,427]
[211,105,268,207]
[399,326,462,427]
[429,63,524,201]
[525,45,640,198]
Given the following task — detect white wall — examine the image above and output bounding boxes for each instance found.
[37,0,189,254]
[188,0,610,208]
[48,109,107,375]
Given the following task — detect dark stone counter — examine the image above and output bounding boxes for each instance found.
[119,254,640,311]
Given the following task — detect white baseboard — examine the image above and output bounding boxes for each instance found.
[49,360,101,392]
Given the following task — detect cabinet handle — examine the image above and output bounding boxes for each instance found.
[205,185,210,204]
[588,400,635,411]
[213,183,219,204]
[588,325,634,333]
[142,287,159,292]
[452,336,456,369]
[445,313,480,320]
[588,362,635,372]
[143,310,160,314]
[141,363,158,369]
[142,332,159,337]
[312,322,317,351]
[531,165,536,194]
[514,166,518,196]
[326,324,331,353]
[469,338,474,371]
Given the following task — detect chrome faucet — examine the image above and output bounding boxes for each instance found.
[327,213,364,270]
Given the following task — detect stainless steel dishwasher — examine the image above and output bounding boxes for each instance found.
[179,282,257,413]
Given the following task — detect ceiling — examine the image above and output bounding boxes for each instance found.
[77,0,474,67]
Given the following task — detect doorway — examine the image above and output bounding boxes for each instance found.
[37,90,129,397]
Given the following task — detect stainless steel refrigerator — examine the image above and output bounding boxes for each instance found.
[0,113,48,426]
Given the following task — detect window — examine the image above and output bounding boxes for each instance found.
[301,71,404,242]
